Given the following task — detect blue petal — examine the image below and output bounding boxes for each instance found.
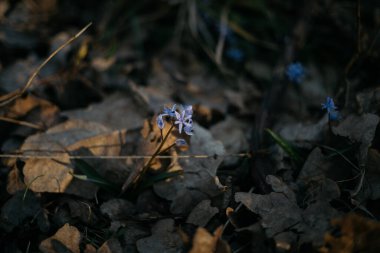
[157,115,164,129]
[175,139,187,146]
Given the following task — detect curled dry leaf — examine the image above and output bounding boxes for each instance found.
[39,223,81,253]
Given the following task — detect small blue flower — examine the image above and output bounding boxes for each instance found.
[226,48,244,62]
[157,114,165,129]
[175,139,187,146]
[184,124,193,135]
[321,97,337,113]
[328,110,341,121]
[184,105,193,117]
[175,110,192,134]
[163,104,177,118]
[286,62,305,84]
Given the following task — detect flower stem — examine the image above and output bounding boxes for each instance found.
[141,124,175,175]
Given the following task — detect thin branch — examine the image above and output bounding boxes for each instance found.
[0,116,43,130]
[0,22,92,107]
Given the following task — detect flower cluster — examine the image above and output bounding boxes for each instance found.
[286,62,305,84]
[157,104,194,146]
[321,97,340,121]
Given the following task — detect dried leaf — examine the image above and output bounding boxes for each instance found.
[6,166,26,194]
[332,114,379,164]
[153,123,225,214]
[278,116,328,148]
[98,238,123,253]
[320,213,380,253]
[356,88,380,114]
[136,219,183,253]
[186,199,219,227]
[210,116,249,166]
[122,222,150,253]
[39,223,81,253]
[100,199,136,220]
[359,149,380,200]
[189,227,231,253]
[21,119,127,196]
[235,175,340,246]
[63,92,147,130]
[0,191,41,232]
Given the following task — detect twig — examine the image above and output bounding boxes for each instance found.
[0,116,43,130]
[215,6,229,65]
[0,22,92,108]
[0,153,253,160]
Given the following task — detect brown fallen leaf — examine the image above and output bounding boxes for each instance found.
[320,213,380,253]
[186,199,219,227]
[6,166,26,194]
[21,119,127,197]
[39,223,81,253]
[189,226,231,253]
[136,219,183,253]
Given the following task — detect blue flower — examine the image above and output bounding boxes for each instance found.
[286,62,305,84]
[328,110,341,121]
[226,48,244,62]
[175,139,187,146]
[321,97,337,113]
[163,104,177,117]
[157,104,194,135]
[184,105,193,116]
[157,114,165,129]
[175,110,192,134]
[184,123,193,136]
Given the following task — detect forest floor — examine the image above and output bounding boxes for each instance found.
[1,1,380,252]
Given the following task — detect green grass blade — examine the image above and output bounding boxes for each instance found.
[265,128,302,163]
[72,159,119,193]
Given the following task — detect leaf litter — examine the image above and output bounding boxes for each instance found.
[1,1,380,252]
